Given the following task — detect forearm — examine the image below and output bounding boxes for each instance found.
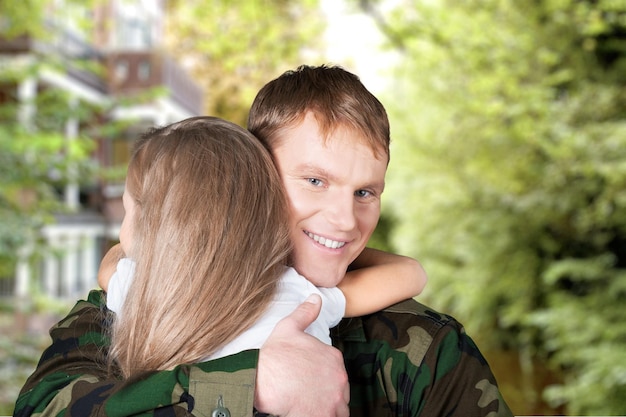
[16,357,258,417]
[14,290,259,417]
[340,248,427,317]
[16,290,349,417]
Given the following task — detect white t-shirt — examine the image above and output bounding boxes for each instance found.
[107,259,346,360]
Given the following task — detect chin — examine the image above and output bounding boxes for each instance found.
[296,264,340,288]
[313,270,344,288]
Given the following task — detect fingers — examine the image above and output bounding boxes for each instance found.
[286,294,322,331]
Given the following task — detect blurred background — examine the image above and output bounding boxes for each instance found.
[1,0,625,415]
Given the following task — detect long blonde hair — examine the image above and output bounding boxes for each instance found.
[108,116,291,378]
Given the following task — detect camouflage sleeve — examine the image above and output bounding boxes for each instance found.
[416,319,513,417]
[14,290,258,417]
[337,299,513,417]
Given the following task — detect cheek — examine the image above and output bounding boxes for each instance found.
[119,216,132,254]
[284,186,314,223]
[357,206,381,238]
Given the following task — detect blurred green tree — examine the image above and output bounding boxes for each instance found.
[0,0,107,282]
[165,0,326,126]
[356,0,626,414]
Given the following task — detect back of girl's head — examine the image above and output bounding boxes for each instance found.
[109,116,291,377]
[247,64,390,161]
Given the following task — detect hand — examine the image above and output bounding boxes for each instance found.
[255,294,349,417]
[97,244,125,291]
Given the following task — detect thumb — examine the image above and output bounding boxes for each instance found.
[287,294,322,331]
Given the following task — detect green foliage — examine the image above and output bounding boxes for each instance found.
[0,0,97,40]
[0,59,104,263]
[0,1,109,272]
[0,0,47,38]
[358,0,626,414]
[165,0,326,125]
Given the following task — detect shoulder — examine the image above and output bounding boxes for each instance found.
[333,298,469,365]
[337,298,463,340]
[334,300,515,416]
[376,298,458,329]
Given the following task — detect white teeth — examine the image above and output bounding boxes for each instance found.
[306,232,346,249]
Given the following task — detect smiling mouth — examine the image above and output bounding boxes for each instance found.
[305,231,346,249]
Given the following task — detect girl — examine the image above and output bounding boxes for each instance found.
[108,116,291,377]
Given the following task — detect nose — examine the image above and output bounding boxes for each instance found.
[325,192,357,232]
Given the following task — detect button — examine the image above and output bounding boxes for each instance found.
[211,395,230,417]
[211,407,230,417]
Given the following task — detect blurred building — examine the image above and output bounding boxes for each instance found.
[0,0,203,300]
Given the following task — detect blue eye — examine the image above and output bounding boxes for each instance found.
[307,178,322,186]
[356,190,372,198]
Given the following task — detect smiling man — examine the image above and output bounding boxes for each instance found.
[248,65,513,416]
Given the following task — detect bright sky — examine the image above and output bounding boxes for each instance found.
[321,0,393,93]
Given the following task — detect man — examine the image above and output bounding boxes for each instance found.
[250,65,512,416]
[14,65,512,417]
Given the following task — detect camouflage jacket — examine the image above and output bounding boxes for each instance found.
[14,290,513,417]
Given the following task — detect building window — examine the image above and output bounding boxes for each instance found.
[138,60,151,81]
[115,60,129,83]
[116,16,152,49]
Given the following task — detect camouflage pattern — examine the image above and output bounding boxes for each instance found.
[14,291,513,417]
[332,299,514,417]
[13,290,257,417]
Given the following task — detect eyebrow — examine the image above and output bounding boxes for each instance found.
[295,163,337,181]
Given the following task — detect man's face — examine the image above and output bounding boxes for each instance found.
[271,112,388,287]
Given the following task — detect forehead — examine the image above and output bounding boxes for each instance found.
[272,112,387,160]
